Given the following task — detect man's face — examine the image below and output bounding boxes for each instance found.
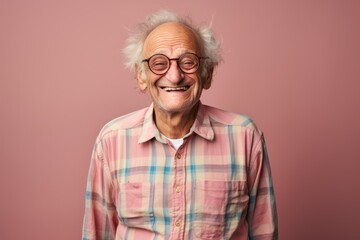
[137,22,211,115]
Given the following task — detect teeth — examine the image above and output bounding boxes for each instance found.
[163,86,189,92]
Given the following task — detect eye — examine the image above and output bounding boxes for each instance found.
[150,57,168,70]
[180,57,197,70]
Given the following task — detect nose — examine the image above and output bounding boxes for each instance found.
[165,60,184,83]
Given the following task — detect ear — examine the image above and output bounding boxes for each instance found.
[135,64,148,92]
[202,67,214,90]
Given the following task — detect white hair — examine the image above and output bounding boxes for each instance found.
[122,10,222,78]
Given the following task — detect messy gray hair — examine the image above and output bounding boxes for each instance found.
[122,10,222,78]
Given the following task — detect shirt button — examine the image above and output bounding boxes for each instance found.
[175,221,181,227]
[175,153,181,159]
[176,186,181,193]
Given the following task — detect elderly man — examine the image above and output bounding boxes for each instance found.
[82,10,278,240]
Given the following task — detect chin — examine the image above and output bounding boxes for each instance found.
[158,101,199,114]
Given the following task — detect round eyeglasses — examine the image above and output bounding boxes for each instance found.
[141,53,207,75]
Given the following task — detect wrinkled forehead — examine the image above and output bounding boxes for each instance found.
[143,22,201,56]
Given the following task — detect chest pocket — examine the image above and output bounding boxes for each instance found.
[193,180,248,240]
[118,182,154,227]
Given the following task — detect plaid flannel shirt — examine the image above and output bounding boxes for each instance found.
[82,103,278,240]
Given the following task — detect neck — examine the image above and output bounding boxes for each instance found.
[153,103,199,139]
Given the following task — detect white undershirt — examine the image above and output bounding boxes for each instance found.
[167,137,184,150]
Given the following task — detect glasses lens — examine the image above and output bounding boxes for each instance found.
[149,55,169,74]
[179,53,199,73]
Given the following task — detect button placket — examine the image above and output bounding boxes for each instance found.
[171,148,186,238]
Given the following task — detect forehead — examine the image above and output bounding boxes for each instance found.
[143,22,200,56]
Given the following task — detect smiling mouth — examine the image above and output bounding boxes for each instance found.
[161,86,190,92]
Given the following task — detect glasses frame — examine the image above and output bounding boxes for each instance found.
[141,52,208,75]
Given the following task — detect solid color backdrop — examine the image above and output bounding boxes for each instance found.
[1,0,359,239]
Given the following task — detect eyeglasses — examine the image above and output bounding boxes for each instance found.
[141,52,207,75]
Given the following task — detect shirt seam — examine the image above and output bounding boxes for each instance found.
[94,142,118,202]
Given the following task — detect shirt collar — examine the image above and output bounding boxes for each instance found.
[138,102,214,144]
[191,102,214,141]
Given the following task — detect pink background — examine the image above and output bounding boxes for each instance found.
[1,1,360,239]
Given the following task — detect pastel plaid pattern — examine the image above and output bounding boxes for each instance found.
[82,103,278,240]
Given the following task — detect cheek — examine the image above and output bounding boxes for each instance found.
[146,72,162,87]
[192,75,204,90]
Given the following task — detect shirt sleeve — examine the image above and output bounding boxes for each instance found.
[246,133,278,239]
[82,140,119,240]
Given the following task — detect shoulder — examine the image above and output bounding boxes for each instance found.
[97,107,149,138]
[202,104,261,133]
